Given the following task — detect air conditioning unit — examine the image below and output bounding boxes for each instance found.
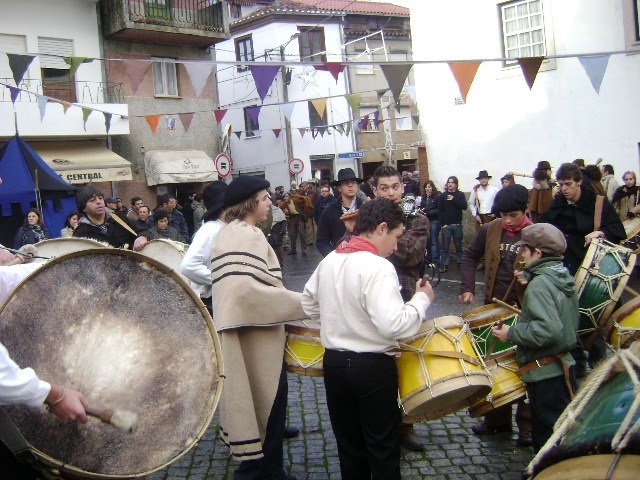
[403,151,412,160]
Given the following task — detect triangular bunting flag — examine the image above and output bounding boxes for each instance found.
[145,114,161,133]
[395,117,405,130]
[234,131,242,139]
[376,89,388,101]
[104,112,112,134]
[178,112,194,132]
[281,102,296,121]
[37,95,48,121]
[249,65,281,103]
[373,110,381,127]
[335,123,345,136]
[344,93,360,116]
[311,129,318,139]
[123,59,152,94]
[314,62,345,83]
[247,105,262,125]
[64,56,93,78]
[517,57,545,90]
[82,107,92,131]
[183,61,213,97]
[448,61,482,102]
[318,127,326,137]
[61,101,72,114]
[298,128,306,138]
[273,129,281,138]
[380,64,413,110]
[214,109,228,123]
[344,121,352,137]
[578,54,611,95]
[7,54,35,85]
[310,98,327,119]
[412,114,420,126]
[358,115,370,130]
[9,86,20,104]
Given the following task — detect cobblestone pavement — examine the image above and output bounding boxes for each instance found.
[148,245,543,480]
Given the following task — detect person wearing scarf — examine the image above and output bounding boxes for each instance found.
[211,176,305,480]
[611,170,640,222]
[301,198,434,480]
[459,184,533,446]
[13,208,49,249]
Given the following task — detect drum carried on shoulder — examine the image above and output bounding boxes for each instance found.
[29,237,108,262]
[0,249,223,479]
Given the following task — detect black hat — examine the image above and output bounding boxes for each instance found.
[536,161,552,170]
[475,170,492,180]
[493,184,529,213]
[500,174,515,182]
[330,168,363,187]
[202,181,228,222]
[105,196,118,205]
[223,176,270,207]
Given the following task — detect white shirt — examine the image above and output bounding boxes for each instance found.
[468,184,500,216]
[301,250,430,353]
[0,342,50,408]
[180,219,225,301]
[0,263,41,305]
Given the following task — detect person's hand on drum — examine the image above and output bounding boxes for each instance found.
[459,292,474,304]
[584,230,605,247]
[133,236,149,252]
[45,384,89,424]
[492,324,509,342]
[416,278,435,302]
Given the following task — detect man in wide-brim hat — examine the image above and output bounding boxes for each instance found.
[317,168,365,256]
[469,170,499,233]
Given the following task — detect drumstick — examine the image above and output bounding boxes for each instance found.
[85,406,138,434]
[507,171,534,178]
[490,298,522,315]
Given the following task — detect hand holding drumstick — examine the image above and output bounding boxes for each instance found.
[416,278,435,302]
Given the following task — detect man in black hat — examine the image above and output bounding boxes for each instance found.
[460,184,533,446]
[316,168,365,256]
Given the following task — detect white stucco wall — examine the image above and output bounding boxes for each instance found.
[402,0,640,190]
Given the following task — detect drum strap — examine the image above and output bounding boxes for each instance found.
[594,195,604,232]
[109,213,138,237]
[423,350,483,366]
[516,353,574,398]
[0,408,37,464]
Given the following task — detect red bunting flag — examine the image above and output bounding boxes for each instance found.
[145,114,161,133]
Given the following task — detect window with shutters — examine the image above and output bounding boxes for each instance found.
[622,0,640,51]
[38,37,76,102]
[244,106,260,138]
[298,28,326,63]
[0,34,27,86]
[235,35,253,72]
[152,57,179,97]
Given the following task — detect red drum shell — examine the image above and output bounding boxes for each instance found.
[0,249,223,479]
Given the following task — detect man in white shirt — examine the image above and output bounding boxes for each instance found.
[302,198,434,480]
[468,170,499,231]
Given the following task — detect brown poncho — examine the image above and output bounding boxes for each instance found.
[211,220,305,460]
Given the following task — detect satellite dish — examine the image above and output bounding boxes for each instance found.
[221,123,232,154]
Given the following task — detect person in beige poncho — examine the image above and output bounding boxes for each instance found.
[211,176,305,480]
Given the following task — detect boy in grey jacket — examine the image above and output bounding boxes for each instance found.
[492,223,579,452]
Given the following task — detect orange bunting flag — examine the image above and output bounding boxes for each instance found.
[448,61,482,102]
[61,101,72,114]
[145,114,161,133]
[517,57,545,90]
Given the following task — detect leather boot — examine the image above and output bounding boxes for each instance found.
[515,401,533,447]
[471,405,513,434]
[400,423,424,451]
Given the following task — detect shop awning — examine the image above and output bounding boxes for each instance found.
[144,150,218,186]
[31,141,133,184]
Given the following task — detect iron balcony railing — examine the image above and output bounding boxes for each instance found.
[0,79,125,104]
[125,0,225,32]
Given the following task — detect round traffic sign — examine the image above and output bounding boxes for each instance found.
[215,153,232,178]
[289,158,304,175]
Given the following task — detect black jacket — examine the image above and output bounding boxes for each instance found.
[540,186,625,275]
[74,215,138,248]
[436,190,467,225]
[316,197,364,257]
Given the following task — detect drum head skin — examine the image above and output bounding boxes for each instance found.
[30,238,108,263]
[0,249,222,478]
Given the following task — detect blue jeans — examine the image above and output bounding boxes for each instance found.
[440,223,463,267]
[427,220,441,267]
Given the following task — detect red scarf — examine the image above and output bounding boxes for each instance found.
[502,215,531,237]
[335,235,378,255]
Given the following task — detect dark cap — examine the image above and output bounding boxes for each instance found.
[203,181,228,222]
[475,170,491,180]
[515,223,567,256]
[223,176,270,207]
[331,168,363,187]
[105,196,118,204]
[500,174,515,182]
[536,161,552,170]
[493,184,529,213]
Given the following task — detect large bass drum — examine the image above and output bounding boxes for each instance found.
[28,237,108,262]
[0,249,223,479]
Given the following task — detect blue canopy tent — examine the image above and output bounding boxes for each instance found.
[0,136,77,246]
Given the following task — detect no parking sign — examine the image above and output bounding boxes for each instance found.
[289,158,304,175]
[215,153,232,178]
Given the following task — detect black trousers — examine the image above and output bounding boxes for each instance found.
[234,363,288,480]
[323,349,401,480]
[527,368,576,452]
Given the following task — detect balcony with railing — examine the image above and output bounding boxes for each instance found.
[101,0,229,48]
[0,79,129,138]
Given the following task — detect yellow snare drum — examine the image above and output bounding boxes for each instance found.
[284,321,324,376]
[608,297,640,349]
[468,349,526,417]
[396,316,492,422]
